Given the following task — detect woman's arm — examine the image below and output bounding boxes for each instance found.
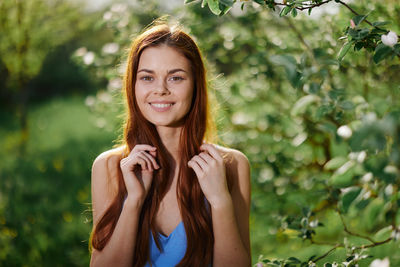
[211,149,251,267]
[90,146,159,267]
[188,144,251,267]
[90,153,142,267]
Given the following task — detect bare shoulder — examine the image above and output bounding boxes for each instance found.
[215,144,250,171]
[92,145,126,172]
[91,145,126,223]
[214,144,250,191]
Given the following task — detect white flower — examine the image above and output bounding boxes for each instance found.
[83,52,95,65]
[75,47,87,57]
[337,125,352,139]
[102,43,119,54]
[256,263,263,267]
[85,96,96,107]
[381,31,398,47]
[103,11,112,21]
[369,257,389,267]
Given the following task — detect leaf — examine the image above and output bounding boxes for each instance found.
[219,0,234,7]
[324,157,347,170]
[340,187,362,213]
[184,0,198,3]
[364,198,385,230]
[206,0,222,15]
[253,0,265,5]
[352,14,368,26]
[291,8,297,18]
[338,41,352,62]
[330,163,356,188]
[291,95,320,116]
[339,100,354,110]
[288,257,301,263]
[279,6,292,17]
[308,8,312,15]
[269,55,302,88]
[372,21,390,27]
[373,43,393,63]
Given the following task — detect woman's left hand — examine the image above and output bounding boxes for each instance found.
[188,143,231,207]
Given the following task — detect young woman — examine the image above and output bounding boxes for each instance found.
[89,22,251,267]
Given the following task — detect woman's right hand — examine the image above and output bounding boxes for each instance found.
[119,144,159,204]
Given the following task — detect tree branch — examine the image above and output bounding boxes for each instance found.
[337,209,376,244]
[314,243,343,263]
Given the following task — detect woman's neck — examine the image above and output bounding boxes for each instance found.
[156,125,182,162]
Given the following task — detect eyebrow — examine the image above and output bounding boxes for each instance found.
[137,68,187,74]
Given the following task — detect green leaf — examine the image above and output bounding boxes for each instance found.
[324,157,347,170]
[338,41,352,62]
[288,257,301,263]
[291,8,298,18]
[308,8,312,15]
[184,0,198,4]
[372,21,390,27]
[330,162,356,188]
[352,14,368,26]
[253,0,265,5]
[206,0,222,15]
[373,43,393,63]
[219,0,234,7]
[340,187,362,213]
[269,55,302,88]
[279,6,292,17]
[291,95,320,116]
[339,100,354,110]
[364,198,384,230]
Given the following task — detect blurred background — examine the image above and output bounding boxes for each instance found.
[1,0,399,266]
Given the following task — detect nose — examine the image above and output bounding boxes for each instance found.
[154,80,170,95]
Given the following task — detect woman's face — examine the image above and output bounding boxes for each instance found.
[135,45,194,128]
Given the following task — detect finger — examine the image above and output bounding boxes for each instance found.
[140,151,159,170]
[198,152,214,163]
[121,156,147,171]
[131,144,157,154]
[137,154,151,171]
[188,160,204,177]
[191,155,208,171]
[200,143,222,161]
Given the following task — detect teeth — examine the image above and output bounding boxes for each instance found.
[151,103,173,108]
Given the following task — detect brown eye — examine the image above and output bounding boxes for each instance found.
[140,76,153,81]
[168,76,184,82]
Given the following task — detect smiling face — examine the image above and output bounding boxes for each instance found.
[135,45,194,128]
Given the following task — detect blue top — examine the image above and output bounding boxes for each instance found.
[145,221,187,267]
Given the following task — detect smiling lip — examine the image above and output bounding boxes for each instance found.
[149,101,175,112]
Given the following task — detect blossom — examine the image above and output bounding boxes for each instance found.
[102,43,119,54]
[369,257,390,267]
[337,125,352,139]
[381,31,398,47]
[350,19,356,29]
[256,263,263,267]
[83,51,95,65]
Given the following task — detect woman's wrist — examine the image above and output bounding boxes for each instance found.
[209,193,233,211]
[124,195,144,211]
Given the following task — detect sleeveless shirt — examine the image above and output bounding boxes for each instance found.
[144,221,187,267]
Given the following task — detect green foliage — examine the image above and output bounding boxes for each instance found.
[1,0,400,266]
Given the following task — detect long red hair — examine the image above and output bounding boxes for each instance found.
[90,23,217,267]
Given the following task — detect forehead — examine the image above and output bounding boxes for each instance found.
[138,45,191,72]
